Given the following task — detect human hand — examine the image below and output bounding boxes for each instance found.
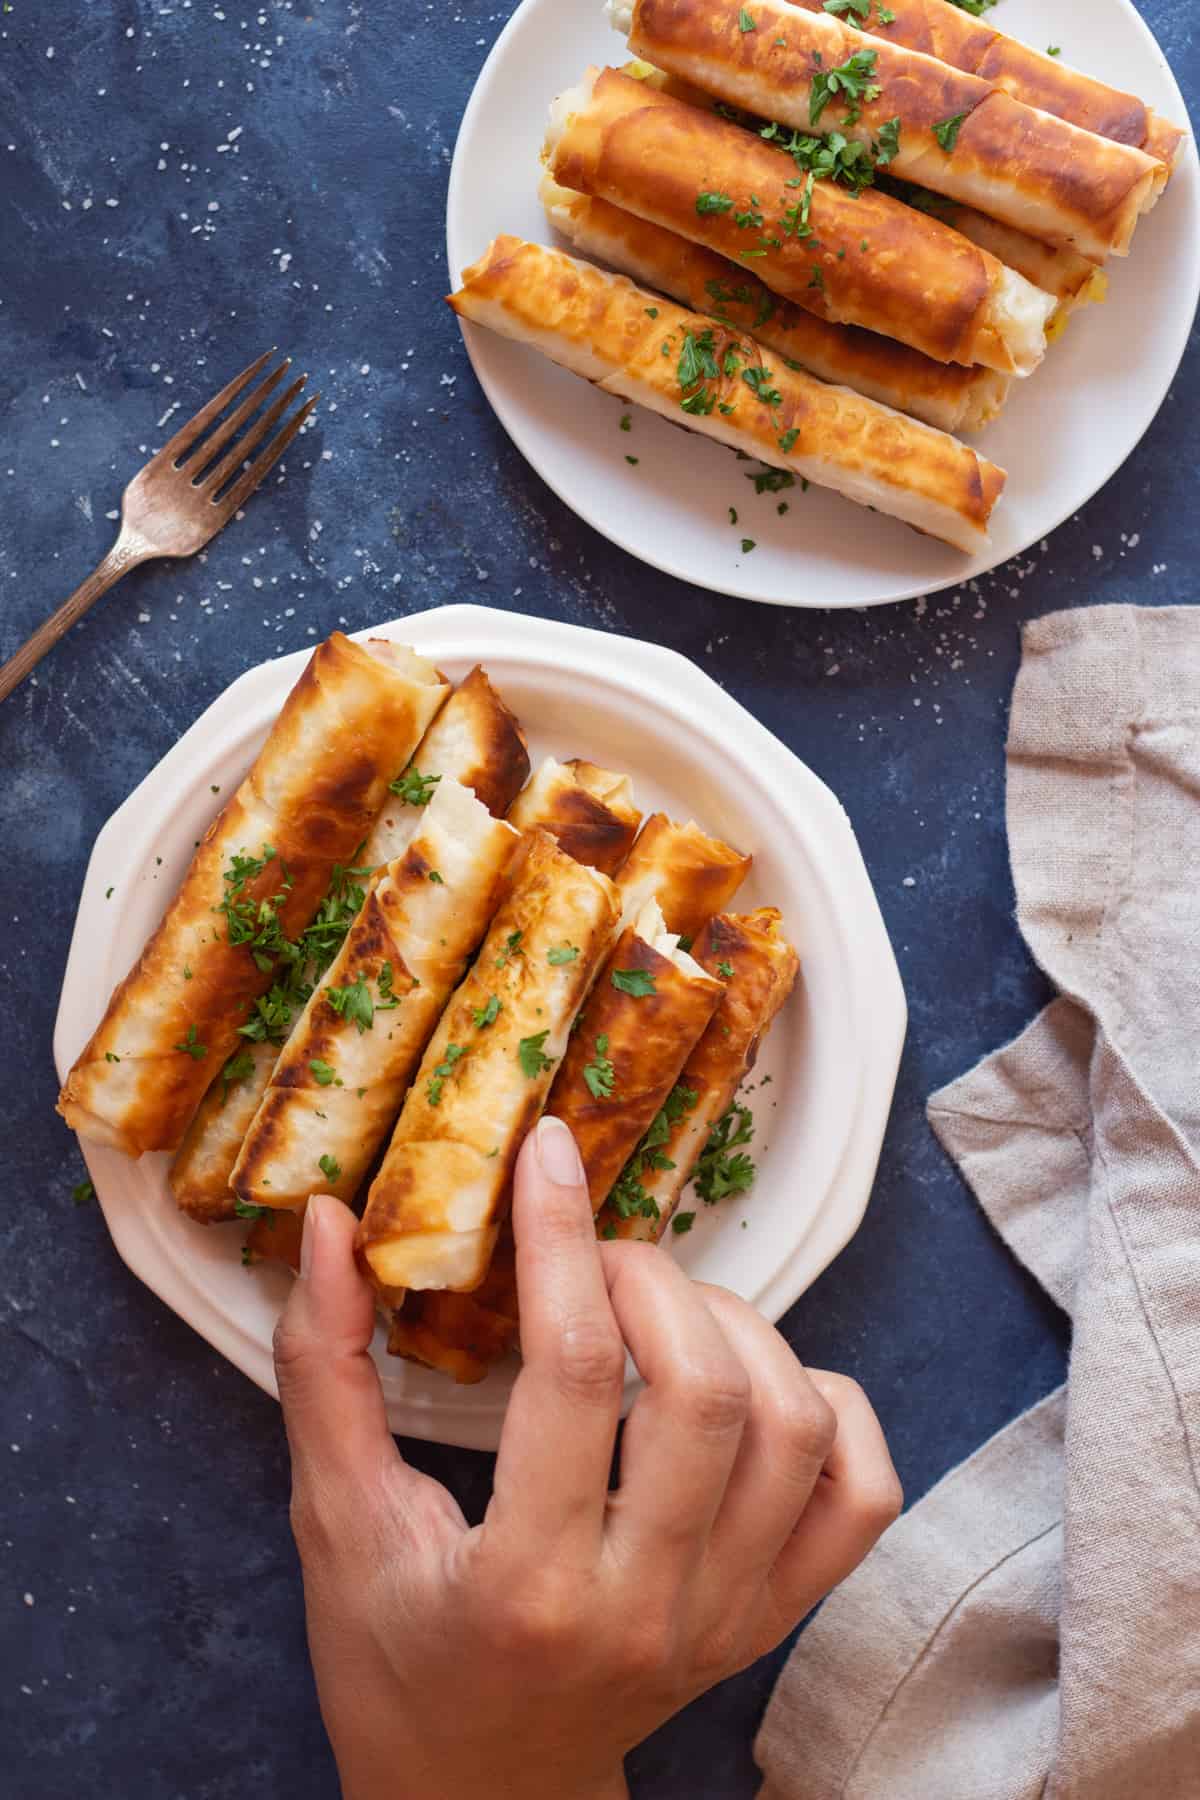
[273,1117,902,1800]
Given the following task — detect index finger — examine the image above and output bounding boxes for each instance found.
[488,1117,625,1554]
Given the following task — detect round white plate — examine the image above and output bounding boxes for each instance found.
[54,605,905,1450]
[447,0,1199,609]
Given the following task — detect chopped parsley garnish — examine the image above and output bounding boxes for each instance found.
[875,115,901,166]
[240,1246,256,1268]
[1047,45,1061,56]
[678,327,721,390]
[583,1033,615,1100]
[318,1153,342,1183]
[734,203,764,231]
[104,1051,121,1063]
[738,6,756,29]
[933,111,969,152]
[611,967,657,998]
[694,1102,756,1203]
[426,1043,466,1106]
[776,431,800,456]
[716,960,735,979]
[609,1083,698,1219]
[808,264,825,290]
[672,1211,696,1235]
[810,49,881,129]
[946,0,996,13]
[645,305,659,318]
[823,0,869,16]
[680,386,717,415]
[729,506,739,526]
[219,1048,257,1103]
[376,961,401,1011]
[741,538,757,554]
[472,994,502,1029]
[495,929,523,969]
[325,975,374,1034]
[234,1197,270,1221]
[174,1023,207,1060]
[216,843,292,972]
[619,413,632,431]
[625,454,639,466]
[518,1031,555,1079]
[677,934,694,953]
[389,765,440,806]
[696,190,734,215]
[310,1058,337,1086]
[547,944,579,965]
[428,869,444,884]
[71,1179,95,1207]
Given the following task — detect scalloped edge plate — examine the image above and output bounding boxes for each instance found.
[54,605,905,1448]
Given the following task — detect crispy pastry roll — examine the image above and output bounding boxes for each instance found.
[615,813,751,940]
[230,779,523,1210]
[450,237,1007,554]
[363,665,530,868]
[58,635,449,1157]
[546,898,724,1209]
[595,907,798,1241]
[771,0,1185,172]
[358,831,621,1293]
[507,756,641,874]
[611,0,1164,260]
[542,174,1010,432]
[244,1202,307,1272]
[387,1232,519,1384]
[169,664,528,1224]
[169,1041,281,1224]
[543,66,1054,374]
[616,60,1102,341]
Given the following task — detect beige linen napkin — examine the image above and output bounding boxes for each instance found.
[756,605,1200,1800]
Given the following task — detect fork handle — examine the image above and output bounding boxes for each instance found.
[0,531,154,703]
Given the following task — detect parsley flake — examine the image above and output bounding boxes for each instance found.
[426,1042,466,1106]
[583,1033,615,1100]
[472,994,502,1029]
[933,111,969,152]
[547,944,580,965]
[518,1031,555,1079]
[612,967,657,997]
[318,1152,342,1184]
[325,975,374,1033]
[390,765,440,806]
[174,1023,208,1060]
[672,1211,696,1235]
[310,1058,337,1086]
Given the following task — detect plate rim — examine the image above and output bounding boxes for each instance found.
[54,603,906,1449]
[445,0,1200,610]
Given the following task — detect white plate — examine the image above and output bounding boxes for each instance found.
[446,0,1199,609]
[54,605,905,1450]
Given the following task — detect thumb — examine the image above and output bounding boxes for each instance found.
[273,1192,398,1500]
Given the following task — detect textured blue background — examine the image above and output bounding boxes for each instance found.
[1,2,1195,1795]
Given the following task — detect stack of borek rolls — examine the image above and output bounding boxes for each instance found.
[446,0,1184,554]
[382,817,796,1385]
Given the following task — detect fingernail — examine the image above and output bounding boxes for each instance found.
[535,1115,586,1187]
[300,1193,325,1280]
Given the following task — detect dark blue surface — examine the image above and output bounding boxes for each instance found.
[1,3,1195,1795]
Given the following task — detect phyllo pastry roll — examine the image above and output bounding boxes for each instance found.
[595,907,798,1241]
[386,1233,519,1385]
[450,237,1007,555]
[358,831,622,1293]
[774,0,1185,173]
[169,1041,282,1224]
[229,778,523,1210]
[58,634,449,1157]
[611,0,1164,261]
[542,67,1055,375]
[616,813,751,941]
[363,665,530,868]
[546,897,724,1210]
[507,756,641,874]
[542,175,1011,433]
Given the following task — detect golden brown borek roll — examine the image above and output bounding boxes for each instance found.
[615,813,751,940]
[230,779,523,1211]
[450,236,1006,554]
[387,1232,519,1384]
[595,907,799,1241]
[507,756,642,874]
[543,66,1054,374]
[769,0,1185,172]
[362,665,530,868]
[619,60,1103,341]
[169,662,529,1224]
[358,830,621,1293]
[169,1041,281,1224]
[546,897,724,1210]
[611,0,1163,261]
[58,635,449,1158]
[541,174,1010,433]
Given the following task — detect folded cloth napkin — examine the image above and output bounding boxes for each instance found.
[756,605,1200,1800]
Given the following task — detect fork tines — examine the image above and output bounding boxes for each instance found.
[159,349,319,513]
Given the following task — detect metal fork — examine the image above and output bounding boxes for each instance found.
[0,350,318,702]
